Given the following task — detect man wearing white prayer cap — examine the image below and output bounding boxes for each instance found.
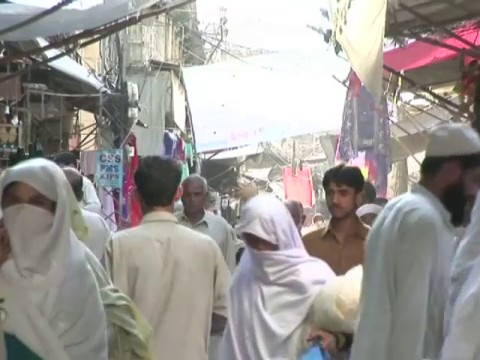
[356,203,383,226]
[351,123,480,360]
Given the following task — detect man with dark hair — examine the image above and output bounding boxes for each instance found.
[63,167,110,261]
[361,181,377,206]
[285,200,306,234]
[351,124,480,360]
[303,164,369,275]
[109,156,230,360]
[54,151,101,213]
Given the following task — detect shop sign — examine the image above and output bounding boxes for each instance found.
[96,150,123,188]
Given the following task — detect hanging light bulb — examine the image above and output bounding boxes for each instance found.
[10,115,19,126]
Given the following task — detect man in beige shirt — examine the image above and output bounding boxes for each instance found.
[108,157,230,360]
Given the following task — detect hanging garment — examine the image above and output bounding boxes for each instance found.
[336,72,391,197]
[175,137,186,161]
[283,166,315,207]
[163,131,178,158]
[79,151,97,177]
[99,188,118,232]
[185,143,194,167]
[123,134,142,228]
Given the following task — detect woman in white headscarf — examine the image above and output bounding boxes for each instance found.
[0,158,108,359]
[219,195,360,359]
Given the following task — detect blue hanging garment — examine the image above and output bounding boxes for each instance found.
[300,343,330,360]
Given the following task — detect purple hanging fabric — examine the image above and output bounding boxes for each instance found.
[163,130,177,158]
[336,71,391,196]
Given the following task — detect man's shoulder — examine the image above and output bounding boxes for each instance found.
[302,226,328,243]
[358,221,371,237]
[386,193,439,224]
[204,211,232,228]
[113,222,217,247]
[173,211,185,221]
[176,222,217,242]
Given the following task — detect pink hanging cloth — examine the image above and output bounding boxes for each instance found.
[282,166,315,207]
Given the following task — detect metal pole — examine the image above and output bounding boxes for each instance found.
[59,96,64,151]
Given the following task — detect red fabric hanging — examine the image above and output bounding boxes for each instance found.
[282,166,315,207]
[126,134,142,227]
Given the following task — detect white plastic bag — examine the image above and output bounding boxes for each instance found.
[310,265,363,333]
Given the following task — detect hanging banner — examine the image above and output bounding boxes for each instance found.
[96,150,123,188]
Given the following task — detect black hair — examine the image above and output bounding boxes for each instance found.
[322,163,365,193]
[374,197,388,206]
[70,174,84,202]
[363,181,377,203]
[134,156,182,208]
[54,152,77,167]
[420,153,480,177]
[285,200,304,224]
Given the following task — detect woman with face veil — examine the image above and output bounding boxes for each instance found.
[0,158,108,359]
[219,195,347,359]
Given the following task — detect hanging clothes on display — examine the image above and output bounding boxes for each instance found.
[336,71,391,197]
[162,130,196,180]
[283,166,315,207]
[125,134,142,227]
[99,187,118,232]
[163,130,178,158]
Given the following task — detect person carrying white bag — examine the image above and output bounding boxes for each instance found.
[218,195,363,360]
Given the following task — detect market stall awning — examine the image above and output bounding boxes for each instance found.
[384,25,480,72]
[36,38,108,93]
[386,0,480,37]
[183,48,349,153]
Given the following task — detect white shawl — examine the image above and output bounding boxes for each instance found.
[0,159,107,359]
[219,195,335,359]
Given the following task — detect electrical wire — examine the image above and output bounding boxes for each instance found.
[0,0,77,37]
[0,0,196,84]
[0,0,195,65]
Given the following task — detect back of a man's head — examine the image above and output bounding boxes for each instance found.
[63,167,84,202]
[285,200,304,226]
[134,156,182,209]
[54,152,77,167]
[362,181,377,204]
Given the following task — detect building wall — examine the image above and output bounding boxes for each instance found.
[77,41,101,150]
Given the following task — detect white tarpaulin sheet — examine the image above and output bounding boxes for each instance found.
[330,0,386,104]
[0,0,153,40]
[184,49,349,153]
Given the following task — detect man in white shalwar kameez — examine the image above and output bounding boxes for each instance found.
[108,156,230,360]
[351,124,480,360]
[441,191,480,359]
[445,191,480,326]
